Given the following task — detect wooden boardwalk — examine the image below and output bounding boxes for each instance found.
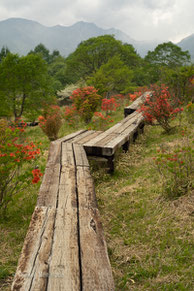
[12,93,149,291]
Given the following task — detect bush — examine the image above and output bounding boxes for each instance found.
[101,97,119,115]
[139,84,183,132]
[0,119,42,214]
[70,86,102,123]
[38,105,62,140]
[63,104,78,127]
[89,112,113,130]
[153,133,193,198]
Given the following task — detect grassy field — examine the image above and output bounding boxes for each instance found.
[0,108,193,290]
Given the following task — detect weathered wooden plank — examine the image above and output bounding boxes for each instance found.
[124,91,151,116]
[46,141,61,166]
[76,131,103,145]
[61,142,74,167]
[113,113,142,135]
[67,130,96,144]
[73,143,89,167]
[37,164,61,207]
[84,132,118,148]
[11,206,55,291]
[47,166,80,291]
[77,166,115,290]
[101,135,129,156]
[55,129,87,143]
[94,133,119,147]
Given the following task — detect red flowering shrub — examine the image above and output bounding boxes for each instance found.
[0,119,42,214]
[63,104,78,127]
[90,112,113,130]
[70,86,102,123]
[129,86,149,102]
[101,98,119,115]
[113,94,126,106]
[139,84,183,132]
[38,105,62,140]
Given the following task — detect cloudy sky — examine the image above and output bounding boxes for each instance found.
[0,0,193,42]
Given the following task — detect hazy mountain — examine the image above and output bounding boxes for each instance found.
[0,18,160,57]
[177,34,194,61]
[0,18,193,59]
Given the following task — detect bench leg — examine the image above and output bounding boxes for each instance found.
[133,130,138,142]
[122,140,130,152]
[139,122,145,134]
[107,155,114,174]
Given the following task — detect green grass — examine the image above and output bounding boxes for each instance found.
[92,121,194,290]
[0,109,193,290]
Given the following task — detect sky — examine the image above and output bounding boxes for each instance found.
[0,0,193,42]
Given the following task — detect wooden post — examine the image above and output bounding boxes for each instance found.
[106,155,115,174]
[122,140,130,152]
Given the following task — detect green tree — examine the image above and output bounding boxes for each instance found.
[65,35,141,83]
[88,55,134,96]
[0,46,10,63]
[161,65,194,102]
[29,43,51,63]
[0,53,54,120]
[48,55,67,92]
[145,42,191,68]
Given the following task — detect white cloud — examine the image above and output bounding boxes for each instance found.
[0,0,193,42]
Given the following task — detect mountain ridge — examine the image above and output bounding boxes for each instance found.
[0,18,193,59]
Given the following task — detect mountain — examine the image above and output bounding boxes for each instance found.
[0,18,193,59]
[177,34,194,61]
[0,18,160,57]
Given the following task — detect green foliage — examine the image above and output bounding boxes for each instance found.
[48,55,67,92]
[87,55,134,96]
[65,35,141,83]
[160,65,194,103]
[0,46,10,63]
[154,132,193,198]
[0,53,54,120]
[29,43,50,63]
[145,42,191,68]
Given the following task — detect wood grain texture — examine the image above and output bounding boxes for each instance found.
[47,162,81,290]
[76,131,103,145]
[55,129,87,143]
[11,206,55,291]
[73,143,89,167]
[77,166,115,290]
[61,142,74,167]
[37,164,61,207]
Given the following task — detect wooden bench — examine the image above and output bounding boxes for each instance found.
[81,111,145,172]
[12,131,115,291]
[124,91,151,117]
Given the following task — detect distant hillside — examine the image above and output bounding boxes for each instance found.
[0,18,160,57]
[177,34,194,61]
[0,18,193,59]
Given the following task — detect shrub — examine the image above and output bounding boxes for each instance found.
[38,105,62,140]
[139,84,183,132]
[63,104,78,127]
[70,86,102,123]
[153,133,193,198]
[185,102,194,124]
[101,97,119,115]
[89,112,113,130]
[0,119,42,214]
